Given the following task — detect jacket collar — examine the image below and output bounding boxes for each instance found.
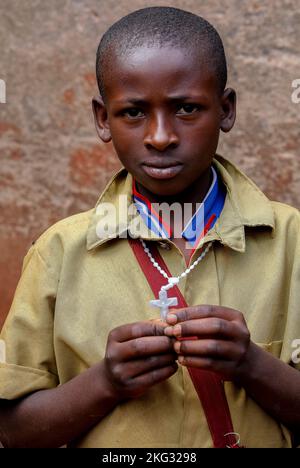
[86,154,275,253]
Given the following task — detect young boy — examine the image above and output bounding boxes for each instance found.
[0,7,299,448]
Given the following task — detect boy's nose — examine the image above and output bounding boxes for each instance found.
[144,115,179,151]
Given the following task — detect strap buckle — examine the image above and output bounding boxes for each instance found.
[224,432,242,448]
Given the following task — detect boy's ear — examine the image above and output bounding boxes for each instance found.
[220,88,236,133]
[92,95,112,143]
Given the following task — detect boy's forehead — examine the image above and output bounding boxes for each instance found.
[104,45,217,93]
[108,43,210,71]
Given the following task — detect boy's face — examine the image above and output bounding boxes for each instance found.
[93,46,236,198]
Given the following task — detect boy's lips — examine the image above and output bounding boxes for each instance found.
[142,162,183,180]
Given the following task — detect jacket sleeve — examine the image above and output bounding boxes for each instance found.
[0,244,59,400]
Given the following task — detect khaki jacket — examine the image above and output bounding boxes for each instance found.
[1,155,299,447]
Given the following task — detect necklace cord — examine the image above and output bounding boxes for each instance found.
[140,239,213,290]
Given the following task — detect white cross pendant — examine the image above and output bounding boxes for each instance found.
[149,288,178,321]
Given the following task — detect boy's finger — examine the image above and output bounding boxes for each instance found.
[121,353,177,379]
[119,335,175,360]
[166,305,243,325]
[131,363,178,388]
[177,355,232,374]
[110,320,167,343]
[174,339,241,360]
[165,317,237,339]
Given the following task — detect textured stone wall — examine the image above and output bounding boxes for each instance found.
[0,0,299,326]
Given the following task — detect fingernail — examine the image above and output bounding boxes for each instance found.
[174,341,181,353]
[166,313,177,324]
[178,356,185,364]
[173,325,182,337]
[164,326,173,336]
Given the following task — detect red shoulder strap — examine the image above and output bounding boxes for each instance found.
[129,238,241,448]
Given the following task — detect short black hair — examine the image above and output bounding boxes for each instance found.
[96,6,227,99]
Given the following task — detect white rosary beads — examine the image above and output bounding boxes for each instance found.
[140,239,213,320]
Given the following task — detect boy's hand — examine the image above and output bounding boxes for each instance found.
[164,305,251,381]
[102,320,178,401]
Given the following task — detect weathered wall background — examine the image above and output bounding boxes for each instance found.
[0,0,299,326]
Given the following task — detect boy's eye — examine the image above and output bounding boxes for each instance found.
[177,104,199,115]
[123,108,144,119]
